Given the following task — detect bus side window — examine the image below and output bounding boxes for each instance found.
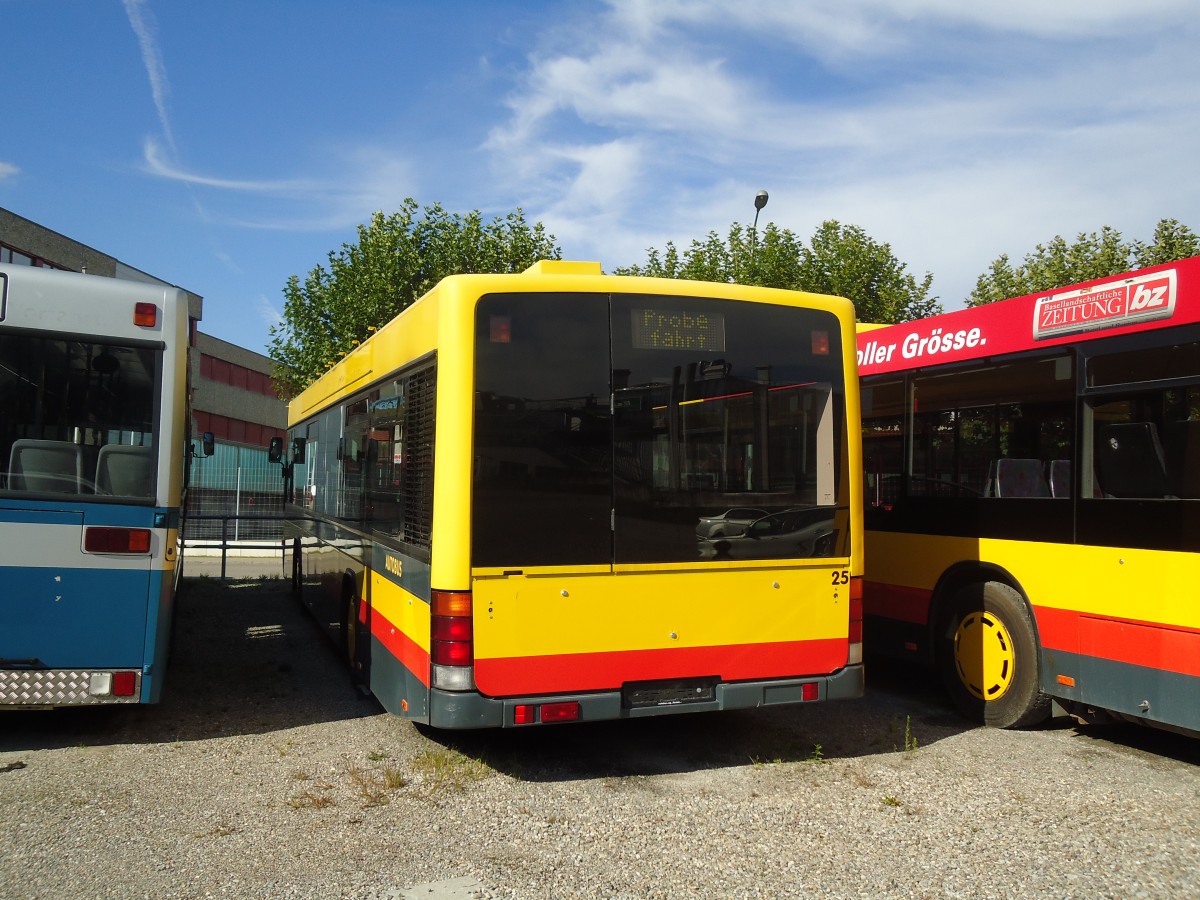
[1166,420,1200,498]
[1095,422,1174,499]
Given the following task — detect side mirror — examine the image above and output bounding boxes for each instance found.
[268,436,284,464]
[202,431,215,457]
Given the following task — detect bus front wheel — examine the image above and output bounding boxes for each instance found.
[936,581,1050,729]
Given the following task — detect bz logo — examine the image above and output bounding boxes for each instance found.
[1129,280,1169,312]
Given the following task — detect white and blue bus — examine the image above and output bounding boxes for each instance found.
[0,264,202,707]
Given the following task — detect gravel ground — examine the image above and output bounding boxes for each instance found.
[2,575,1198,900]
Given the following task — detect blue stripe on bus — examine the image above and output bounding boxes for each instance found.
[0,501,172,527]
[0,506,83,525]
[0,565,153,668]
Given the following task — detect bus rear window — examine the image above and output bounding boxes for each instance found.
[471,292,847,567]
[0,334,159,499]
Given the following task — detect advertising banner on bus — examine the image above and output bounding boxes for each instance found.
[857,257,1199,377]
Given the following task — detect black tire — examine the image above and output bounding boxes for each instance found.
[935,581,1051,729]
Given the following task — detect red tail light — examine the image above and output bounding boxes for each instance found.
[540,701,581,723]
[513,701,581,725]
[848,576,864,664]
[431,590,473,667]
[84,527,152,554]
[134,302,158,327]
[112,672,137,697]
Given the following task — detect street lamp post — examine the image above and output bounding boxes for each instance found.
[749,190,769,278]
[752,190,769,236]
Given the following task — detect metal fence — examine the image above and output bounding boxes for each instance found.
[185,442,303,541]
[184,513,292,579]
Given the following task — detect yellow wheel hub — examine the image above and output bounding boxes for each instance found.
[953,611,1015,702]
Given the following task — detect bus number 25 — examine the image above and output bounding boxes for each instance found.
[831,570,850,586]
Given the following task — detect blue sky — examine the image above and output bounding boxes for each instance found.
[2,0,1197,355]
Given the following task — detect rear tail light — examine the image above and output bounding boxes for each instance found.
[84,527,152,554]
[848,576,863,665]
[431,590,474,691]
[513,701,581,725]
[540,701,581,723]
[88,671,139,698]
[134,302,158,327]
[112,671,137,697]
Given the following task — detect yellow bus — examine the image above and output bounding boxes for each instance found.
[858,256,1200,734]
[272,260,863,728]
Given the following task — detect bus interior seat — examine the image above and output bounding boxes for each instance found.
[96,445,154,497]
[1049,459,1071,498]
[7,439,84,493]
[1165,420,1200,498]
[993,457,1050,497]
[1095,422,1174,498]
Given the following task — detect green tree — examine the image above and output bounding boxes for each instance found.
[795,221,940,324]
[967,219,1199,306]
[616,219,938,324]
[1133,218,1200,268]
[268,200,561,395]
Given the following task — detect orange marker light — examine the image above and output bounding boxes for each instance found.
[134,302,158,327]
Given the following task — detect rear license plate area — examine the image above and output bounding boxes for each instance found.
[622,677,717,709]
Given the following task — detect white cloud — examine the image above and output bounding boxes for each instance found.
[256,293,283,332]
[141,139,316,194]
[605,0,1199,57]
[140,137,415,232]
[123,0,177,155]
[0,161,18,181]
[485,0,1199,308]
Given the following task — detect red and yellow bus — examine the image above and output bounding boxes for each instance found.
[858,256,1200,734]
[273,260,864,728]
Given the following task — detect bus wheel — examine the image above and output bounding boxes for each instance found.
[936,581,1050,729]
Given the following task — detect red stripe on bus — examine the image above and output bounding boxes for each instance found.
[371,608,431,688]
[863,581,932,625]
[474,638,849,697]
[1035,605,1200,678]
